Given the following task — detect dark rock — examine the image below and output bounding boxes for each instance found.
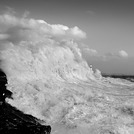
[0,70,51,134]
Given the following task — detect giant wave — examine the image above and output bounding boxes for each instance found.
[0,14,134,134]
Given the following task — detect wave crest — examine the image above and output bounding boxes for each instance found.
[1,40,97,83]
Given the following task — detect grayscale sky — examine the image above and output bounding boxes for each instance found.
[0,0,134,75]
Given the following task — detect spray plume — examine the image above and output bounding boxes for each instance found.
[0,13,134,134]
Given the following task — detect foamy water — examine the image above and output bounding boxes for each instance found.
[0,14,134,134]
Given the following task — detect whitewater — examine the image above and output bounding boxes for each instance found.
[0,14,134,134]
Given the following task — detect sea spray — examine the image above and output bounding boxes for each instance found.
[0,14,134,134]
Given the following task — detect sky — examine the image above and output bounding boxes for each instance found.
[0,0,134,75]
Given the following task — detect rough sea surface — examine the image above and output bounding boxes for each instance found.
[0,14,134,134]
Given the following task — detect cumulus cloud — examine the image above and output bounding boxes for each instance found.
[104,50,128,59]
[0,13,86,45]
[118,50,128,58]
[83,48,98,56]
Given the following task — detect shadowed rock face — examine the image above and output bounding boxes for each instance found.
[0,71,51,134]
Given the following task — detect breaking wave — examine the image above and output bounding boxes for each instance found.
[0,14,134,134]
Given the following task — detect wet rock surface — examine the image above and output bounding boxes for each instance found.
[0,71,51,134]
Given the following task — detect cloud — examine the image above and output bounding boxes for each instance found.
[84,49,129,62]
[0,14,86,45]
[0,34,9,40]
[22,11,30,18]
[118,50,128,58]
[4,6,16,16]
[83,48,98,56]
[69,26,86,39]
[103,50,128,60]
